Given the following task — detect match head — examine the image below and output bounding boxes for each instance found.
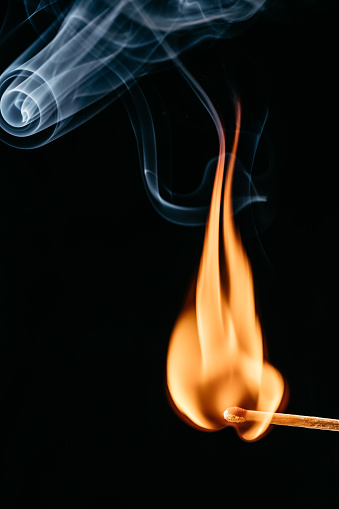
[224,406,247,423]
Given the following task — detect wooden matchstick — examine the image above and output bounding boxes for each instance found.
[224,406,339,431]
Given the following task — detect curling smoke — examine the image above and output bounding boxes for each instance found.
[0,0,269,224]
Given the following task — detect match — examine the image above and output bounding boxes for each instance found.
[224,406,339,432]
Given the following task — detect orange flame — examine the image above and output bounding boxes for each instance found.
[166,102,285,441]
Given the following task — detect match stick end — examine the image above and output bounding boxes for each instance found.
[224,406,247,423]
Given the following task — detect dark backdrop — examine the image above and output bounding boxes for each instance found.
[1,1,338,506]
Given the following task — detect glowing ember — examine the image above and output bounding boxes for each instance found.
[166,102,286,441]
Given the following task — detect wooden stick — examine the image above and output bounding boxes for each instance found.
[224,406,339,431]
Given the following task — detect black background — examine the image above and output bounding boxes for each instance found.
[1,0,339,506]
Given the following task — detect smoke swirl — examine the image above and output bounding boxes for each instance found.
[0,0,269,224]
[0,0,267,146]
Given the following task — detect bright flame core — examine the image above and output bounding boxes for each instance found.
[166,103,285,441]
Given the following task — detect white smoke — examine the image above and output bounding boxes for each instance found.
[0,0,269,224]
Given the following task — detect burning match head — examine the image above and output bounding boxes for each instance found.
[224,407,247,423]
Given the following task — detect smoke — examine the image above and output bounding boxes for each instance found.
[0,0,270,224]
[125,62,271,226]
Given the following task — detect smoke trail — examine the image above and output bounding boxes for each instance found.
[0,0,267,146]
[0,0,269,224]
[125,62,270,225]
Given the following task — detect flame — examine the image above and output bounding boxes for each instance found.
[166,102,285,441]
